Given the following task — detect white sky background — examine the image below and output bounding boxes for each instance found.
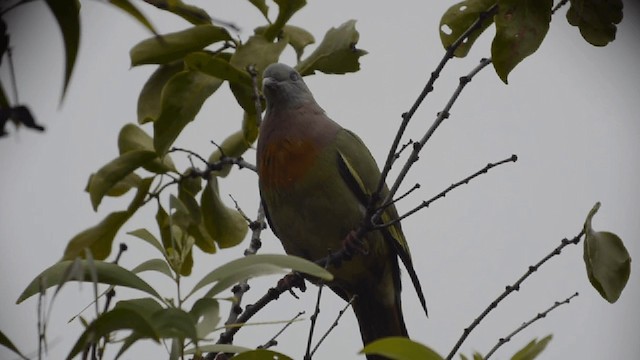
[1,1,639,359]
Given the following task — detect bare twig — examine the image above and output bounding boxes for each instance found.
[445,231,584,360]
[551,0,570,15]
[310,295,357,357]
[258,311,305,350]
[304,280,326,360]
[484,292,579,359]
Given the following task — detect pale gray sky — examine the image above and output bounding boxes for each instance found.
[1,1,639,359]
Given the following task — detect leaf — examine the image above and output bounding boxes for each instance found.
[128,228,166,256]
[109,0,158,35]
[583,202,631,303]
[64,178,152,260]
[67,308,159,359]
[296,20,368,76]
[87,150,156,210]
[233,349,294,360]
[0,329,28,360]
[439,0,497,57]
[247,0,269,20]
[17,260,161,304]
[185,52,252,85]
[156,204,194,276]
[153,69,223,155]
[262,0,306,41]
[137,61,184,124]
[102,172,142,197]
[511,335,552,360]
[491,0,553,84]
[201,176,248,248]
[207,129,253,177]
[114,297,165,320]
[361,337,444,360]
[118,123,176,173]
[188,254,333,298]
[282,25,315,60]
[131,258,174,279]
[152,308,198,340]
[189,297,220,339]
[229,34,287,113]
[566,0,623,46]
[44,0,80,100]
[185,343,252,355]
[144,0,212,25]
[130,25,232,66]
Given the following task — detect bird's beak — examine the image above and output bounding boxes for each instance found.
[262,76,277,89]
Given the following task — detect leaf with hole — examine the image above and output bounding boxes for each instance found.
[439,0,496,57]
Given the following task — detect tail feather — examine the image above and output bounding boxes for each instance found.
[352,293,407,360]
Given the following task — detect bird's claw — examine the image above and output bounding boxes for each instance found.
[277,272,307,298]
[343,230,369,256]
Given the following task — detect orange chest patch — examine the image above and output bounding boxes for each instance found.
[259,138,322,190]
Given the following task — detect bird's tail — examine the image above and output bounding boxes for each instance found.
[351,292,407,360]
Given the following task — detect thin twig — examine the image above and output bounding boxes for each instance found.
[258,311,305,350]
[445,230,584,360]
[304,280,326,360]
[484,292,579,359]
[7,47,19,103]
[551,0,570,15]
[310,295,357,357]
[378,154,517,230]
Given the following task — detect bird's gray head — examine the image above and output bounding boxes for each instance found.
[262,63,316,110]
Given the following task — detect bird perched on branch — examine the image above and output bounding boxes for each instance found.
[256,63,427,357]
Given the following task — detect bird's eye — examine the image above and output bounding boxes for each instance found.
[289,72,300,81]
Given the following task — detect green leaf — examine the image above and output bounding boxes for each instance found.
[491,0,552,84]
[242,112,260,145]
[118,123,176,173]
[144,0,212,25]
[282,25,315,61]
[185,343,252,355]
[130,25,232,66]
[263,0,306,41]
[229,34,287,113]
[189,297,220,339]
[188,254,333,298]
[247,0,269,20]
[185,52,252,85]
[17,260,161,304]
[0,329,28,360]
[67,308,159,359]
[152,308,198,340]
[153,69,223,155]
[44,0,80,100]
[566,0,623,46]
[156,204,195,276]
[86,172,141,198]
[296,20,368,76]
[201,176,248,248]
[114,297,165,320]
[207,129,253,177]
[511,335,552,360]
[233,349,294,360]
[128,228,166,256]
[137,61,184,124]
[439,0,497,57]
[583,202,631,303]
[87,150,156,210]
[64,178,152,260]
[109,0,158,35]
[131,258,174,279]
[362,337,444,360]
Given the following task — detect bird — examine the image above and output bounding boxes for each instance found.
[256,63,427,357]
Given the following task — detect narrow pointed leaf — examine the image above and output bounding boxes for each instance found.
[296,20,367,76]
[137,62,184,124]
[439,0,497,57]
[0,329,28,360]
[361,337,444,360]
[153,70,223,155]
[132,258,174,279]
[144,0,212,25]
[109,0,158,35]
[130,25,232,66]
[118,123,176,173]
[491,0,552,83]
[17,260,161,304]
[511,335,552,360]
[128,228,166,256]
[583,202,631,303]
[45,0,80,99]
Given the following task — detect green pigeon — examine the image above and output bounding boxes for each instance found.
[257,63,427,355]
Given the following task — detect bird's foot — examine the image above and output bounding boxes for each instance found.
[277,272,307,298]
[343,230,369,257]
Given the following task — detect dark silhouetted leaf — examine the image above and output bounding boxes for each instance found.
[144,0,212,25]
[233,349,294,360]
[583,202,631,303]
[45,0,80,99]
[362,337,444,360]
[109,0,158,35]
[0,329,28,359]
[566,0,623,46]
[130,25,232,66]
[439,0,496,57]
[296,20,367,76]
[11,106,45,132]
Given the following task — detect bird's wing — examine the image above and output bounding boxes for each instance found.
[335,129,428,316]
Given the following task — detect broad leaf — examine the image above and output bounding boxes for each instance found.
[583,202,631,303]
[439,0,497,57]
[188,254,333,298]
[566,0,623,46]
[152,308,198,340]
[282,25,315,60]
[130,25,232,66]
[118,123,176,173]
[185,52,252,85]
[45,0,80,99]
[262,0,306,41]
[114,297,164,320]
[492,0,552,83]
[201,176,248,248]
[153,69,223,155]
[296,20,367,76]
[17,260,161,304]
[189,297,220,339]
[362,337,444,360]
[233,350,294,360]
[511,335,552,360]
[137,61,184,124]
[109,0,158,35]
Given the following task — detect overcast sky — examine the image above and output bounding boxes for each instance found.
[1,1,639,359]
